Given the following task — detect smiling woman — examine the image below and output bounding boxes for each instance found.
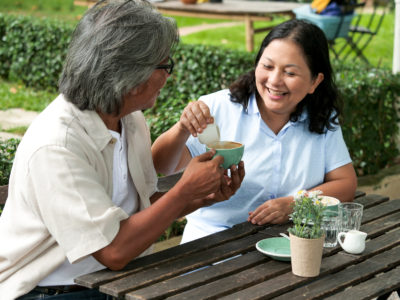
[151,18,357,245]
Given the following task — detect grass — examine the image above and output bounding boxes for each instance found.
[0,79,56,112]
[0,0,394,68]
[181,10,395,68]
[3,126,28,136]
[181,16,291,50]
[0,0,227,26]
[0,0,87,23]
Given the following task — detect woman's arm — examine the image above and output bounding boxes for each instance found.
[311,163,357,202]
[152,101,213,175]
[151,122,192,175]
[248,163,357,225]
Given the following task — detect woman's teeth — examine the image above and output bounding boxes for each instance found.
[268,88,286,96]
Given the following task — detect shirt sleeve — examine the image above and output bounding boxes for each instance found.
[26,145,128,263]
[324,125,352,174]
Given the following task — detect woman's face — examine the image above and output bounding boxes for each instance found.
[255,39,324,119]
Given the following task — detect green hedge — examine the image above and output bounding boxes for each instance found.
[1,13,399,177]
[0,13,70,89]
[0,138,19,186]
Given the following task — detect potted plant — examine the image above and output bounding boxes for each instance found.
[288,190,326,277]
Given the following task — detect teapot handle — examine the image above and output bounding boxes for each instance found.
[337,231,346,247]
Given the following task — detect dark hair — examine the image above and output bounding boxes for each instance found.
[59,0,179,115]
[229,19,342,134]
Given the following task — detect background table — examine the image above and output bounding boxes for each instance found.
[76,191,400,299]
[153,0,303,51]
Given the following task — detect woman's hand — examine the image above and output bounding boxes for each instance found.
[248,196,293,225]
[178,100,213,137]
[206,161,245,204]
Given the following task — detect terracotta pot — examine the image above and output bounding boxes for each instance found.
[181,0,197,4]
[289,233,324,277]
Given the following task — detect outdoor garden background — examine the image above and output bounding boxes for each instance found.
[0,0,399,242]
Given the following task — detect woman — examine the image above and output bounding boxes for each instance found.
[152,19,357,243]
[0,1,244,299]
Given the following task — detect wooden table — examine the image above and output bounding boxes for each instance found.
[75,190,400,299]
[153,0,303,52]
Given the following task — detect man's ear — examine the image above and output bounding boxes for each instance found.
[129,87,140,96]
[129,81,147,96]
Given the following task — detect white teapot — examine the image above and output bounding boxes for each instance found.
[337,230,367,254]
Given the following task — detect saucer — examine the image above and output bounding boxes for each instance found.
[255,237,291,261]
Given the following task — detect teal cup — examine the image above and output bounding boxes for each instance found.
[206,141,244,169]
[321,196,340,216]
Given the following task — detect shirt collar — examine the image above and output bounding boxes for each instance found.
[60,94,113,151]
[246,93,259,115]
[247,92,308,125]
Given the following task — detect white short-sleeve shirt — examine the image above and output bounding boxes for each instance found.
[0,95,158,299]
[181,89,352,243]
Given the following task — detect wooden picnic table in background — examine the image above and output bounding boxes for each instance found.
[73,0,303,52]
[153,0,303,51]
[75,188,400,299]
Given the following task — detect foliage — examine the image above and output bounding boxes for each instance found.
[0,138,20,186]
[143,43,254,141]
[0,14,399,178]
[0,79,55,112]
[288,190,326,239]
[0,0,86,24]
[334,62,400,176]
[181,12,394,69]
[157,217,187,242]
[0,13,72,90]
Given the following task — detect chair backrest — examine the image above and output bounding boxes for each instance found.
[0,185,8,206]
[350,0,391,35]
[329,0,392,64]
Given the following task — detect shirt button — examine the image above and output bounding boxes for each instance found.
[110,138,117,145]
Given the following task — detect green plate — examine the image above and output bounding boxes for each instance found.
[255,237,291,261]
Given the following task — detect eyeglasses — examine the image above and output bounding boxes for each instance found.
[155,56,174,75]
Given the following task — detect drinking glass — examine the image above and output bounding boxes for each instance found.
[322,212,339,247]
[338,202,363,232]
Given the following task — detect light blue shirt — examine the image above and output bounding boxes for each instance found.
[181,89,352,243]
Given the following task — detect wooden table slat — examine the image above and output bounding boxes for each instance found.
[154,0,302,16]
[272,246,400,300]
[219,254,354,300]
[75,221,263,288]
[165,260,291,300]
[218,227,400,300]
[126,251,267,300]
[76,193,400,299]
[355,193,390,209]
[354,190,366,199]
[362,198,400,223]
[360,210,400,238]
[100,231,271,297]
[324,265,400,300]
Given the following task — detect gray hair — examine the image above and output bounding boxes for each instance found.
[59,0,179,114]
